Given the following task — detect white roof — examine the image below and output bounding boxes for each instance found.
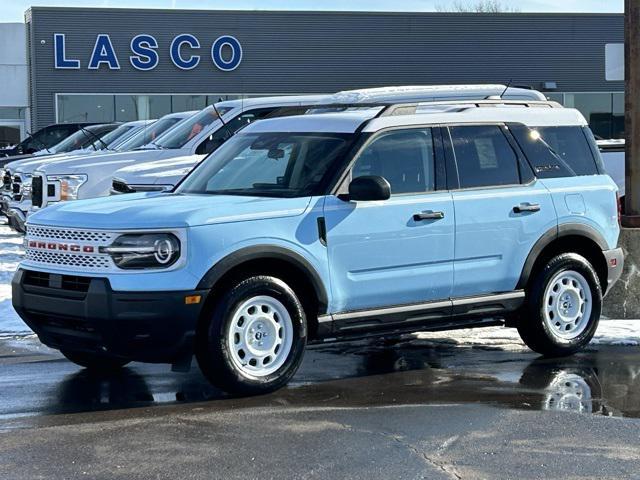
[241,104,586,134]
[243,110,381,134]
[215,94,332,111]
[331,85,546,103]
[213,85,546,113]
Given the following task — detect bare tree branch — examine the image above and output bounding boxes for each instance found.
[435,1,521,13]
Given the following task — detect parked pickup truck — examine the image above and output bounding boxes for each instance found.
[598,139,625,197]
[110,84,548,195]
[3,112,195,231]
[13,98,623,396]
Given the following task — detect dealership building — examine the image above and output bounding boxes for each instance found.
[0,7,624,146]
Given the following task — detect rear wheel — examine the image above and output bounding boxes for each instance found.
[196,276,307,395]
[518,253,602,356]
[61,350,130,372]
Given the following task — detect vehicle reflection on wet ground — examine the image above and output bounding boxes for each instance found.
[2,336,639,426]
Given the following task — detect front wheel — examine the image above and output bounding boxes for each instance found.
[196,276,307,395]
[518,253,602,356]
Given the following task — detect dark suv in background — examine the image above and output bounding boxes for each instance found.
[0,123,98,165]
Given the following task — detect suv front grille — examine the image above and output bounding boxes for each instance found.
[27,225,114,244]
[24,225,117,272]
[32,175,43,208]
[25,249,112,270]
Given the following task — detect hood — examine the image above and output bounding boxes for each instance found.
[35,149,185,175]
[11,151,101,174]
[28,192,312,229]
[114,155,204,185]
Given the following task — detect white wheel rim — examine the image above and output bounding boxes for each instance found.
[543,270,592,340]
[227,295,294,378]
[544,372,592,414]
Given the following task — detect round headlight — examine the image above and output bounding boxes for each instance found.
[101,233,181,269]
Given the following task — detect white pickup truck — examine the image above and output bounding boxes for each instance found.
[598,139,625,197]
[4,112,195,231]
[111,84,550,195]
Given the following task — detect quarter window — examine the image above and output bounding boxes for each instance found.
[509,125,600,178]
[449,125,520,189]
[351,128,435,195]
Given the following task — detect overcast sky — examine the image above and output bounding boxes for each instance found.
[4,0,624,23]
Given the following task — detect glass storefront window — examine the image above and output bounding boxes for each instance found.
[115,95,172,122]
[564,93,614,140]
[612,93,624,139]
[171,95,207,112]
[0,107,26,120]
[57,94,115,124]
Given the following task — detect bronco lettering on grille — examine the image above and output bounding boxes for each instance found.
[28,241,95,253]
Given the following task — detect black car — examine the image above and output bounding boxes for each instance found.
[0,123,98,160]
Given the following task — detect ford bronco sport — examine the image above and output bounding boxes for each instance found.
[13,99,623,395]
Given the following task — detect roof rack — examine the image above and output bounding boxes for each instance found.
[295,99,563,119]
[379,99,564,117]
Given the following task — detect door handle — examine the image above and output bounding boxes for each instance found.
[513,203,541,214]
[413,210,445,221]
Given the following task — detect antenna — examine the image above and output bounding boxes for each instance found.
[499,79,513,99]
[212,102,234,141]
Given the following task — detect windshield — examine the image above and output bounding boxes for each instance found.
[50,127,112,153]
[154,106,233,149]
[116,116,186,151]
[90,124,139,150]
[177,131,354,198]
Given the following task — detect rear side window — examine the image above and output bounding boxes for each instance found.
[449,125,520,189]
[510,125,599,178]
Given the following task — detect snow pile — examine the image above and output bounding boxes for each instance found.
[411,320,640,350]
[0,223,28,336]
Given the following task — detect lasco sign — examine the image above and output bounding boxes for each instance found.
[53,33,242,71]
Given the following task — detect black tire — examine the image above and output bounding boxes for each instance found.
[518,253,602,357]
[61,350,130,372]
[196,275,308,396]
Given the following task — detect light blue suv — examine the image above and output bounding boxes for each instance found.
[13,99,624,395]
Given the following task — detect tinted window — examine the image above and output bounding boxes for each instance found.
[510,125,599,178]
[352,129,435,195]
[449,125,520,188]
[196,108,278,155]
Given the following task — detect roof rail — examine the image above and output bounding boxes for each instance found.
[379,99,563,117]
[294,99,563,119]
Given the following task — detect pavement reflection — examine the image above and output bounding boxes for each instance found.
[0,339,632,423]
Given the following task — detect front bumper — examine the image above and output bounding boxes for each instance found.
[12,269,209,363]
[603,247,624,296]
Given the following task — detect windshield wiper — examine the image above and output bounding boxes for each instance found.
[78,126,112,151]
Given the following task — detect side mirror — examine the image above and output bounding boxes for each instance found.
[348,175,391,201]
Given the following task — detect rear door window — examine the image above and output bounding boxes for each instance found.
[509,125,600,177]
[448,125,521,189]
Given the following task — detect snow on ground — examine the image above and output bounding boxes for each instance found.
[0,220,29,337]
[411,320,640,351]
[0,220,638,347]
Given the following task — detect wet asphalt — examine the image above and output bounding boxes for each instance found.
[1,336,640,479]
